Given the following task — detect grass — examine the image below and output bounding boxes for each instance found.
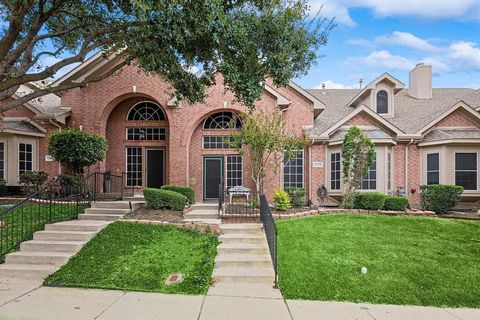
[276,214,480,308]
[45,222,218,295]
[0,203,84,260]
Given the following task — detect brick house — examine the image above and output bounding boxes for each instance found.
[1,54,480,206]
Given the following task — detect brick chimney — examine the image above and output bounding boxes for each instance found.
[409,63,432,99]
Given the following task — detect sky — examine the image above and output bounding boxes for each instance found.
[295,0,480,90]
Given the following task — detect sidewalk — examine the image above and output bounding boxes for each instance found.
[0,278,478,320]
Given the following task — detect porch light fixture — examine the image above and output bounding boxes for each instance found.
[132,85,137,93]
[223,101,228,108]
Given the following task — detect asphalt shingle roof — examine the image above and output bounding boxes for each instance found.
[307,88,480,137]
[423,128,480,142]
[1,119,43,134]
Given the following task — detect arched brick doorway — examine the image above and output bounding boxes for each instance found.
[105,97,169,192]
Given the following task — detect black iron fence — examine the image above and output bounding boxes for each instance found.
[82,172,125,201]
[260,194,278,288]
[0,184,89,261]
[220,188,259,219]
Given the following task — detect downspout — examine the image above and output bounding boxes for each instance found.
[49,118,62,175]
[308,138,314,205]
[405,138,414,197]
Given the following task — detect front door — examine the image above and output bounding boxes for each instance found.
[204,157,223,199]
[146,149,165,188]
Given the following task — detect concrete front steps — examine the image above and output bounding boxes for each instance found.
[0,219,111,280]
[183,203,221,225]
[213,224,275,284]
[78,200,143,221]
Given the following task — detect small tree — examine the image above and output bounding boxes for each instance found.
[230,112,309,201]
[341,126,376,208]
[48,129,108,175]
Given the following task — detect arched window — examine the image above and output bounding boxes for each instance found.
[203,112,241,129]
[127,101,165,121]
[376,90,389,114]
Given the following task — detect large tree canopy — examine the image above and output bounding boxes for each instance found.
[0,0,333,112]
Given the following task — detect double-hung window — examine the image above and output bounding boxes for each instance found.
[360,156,377,190]
[19,143,33,174]
[330,152,341,190]
[126,147,142,187]
[426,153,440,185]
[283,150,304,188]
[226,155,243,189]
[455,153,477,190]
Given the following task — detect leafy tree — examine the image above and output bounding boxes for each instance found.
[230,112,309,201]
[48,128,108,174]
[341,126,375,208]
[0,0,334,112]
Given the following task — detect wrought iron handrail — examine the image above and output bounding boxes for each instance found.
[81,172,125,201]
[0,183,89,261]
[218,183,224,218]
[260,194,278,288]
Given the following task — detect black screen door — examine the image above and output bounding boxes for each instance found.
[146,149,165,188]
[204,157,223,199]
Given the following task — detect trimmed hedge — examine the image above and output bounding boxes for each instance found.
[420,184,463,214]
[353,192,386,210]
[384,196,409,211]
[161,185,195,204]
[144,188,187,211]
[284,187,306,208]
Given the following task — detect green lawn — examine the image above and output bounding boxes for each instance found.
[276,214,480,308]
[45,222,218,295]
[0,203,83,260]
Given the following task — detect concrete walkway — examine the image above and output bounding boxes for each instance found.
[0,279,478,320]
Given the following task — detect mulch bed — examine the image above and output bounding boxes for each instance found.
[125,207,184,223]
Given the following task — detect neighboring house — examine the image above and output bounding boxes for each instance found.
[1,56,479,205]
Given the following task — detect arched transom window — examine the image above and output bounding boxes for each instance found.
[127,101,166,121]
[376,90,389,114]
[203,111,241,129]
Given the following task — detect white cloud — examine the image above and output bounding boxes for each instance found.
[308,0,480,26]
[376,32,440,53]
[315,80,356,89]
[346,33,480,75]
[347,50,416,71]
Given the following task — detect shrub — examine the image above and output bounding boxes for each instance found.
[273,189,291,211]
[284,187,305,208]
[384,196,409,211]
[161,185,195,204]
[48,129,108,174]
[353,192,385,210]
[18,171,48,194]
[420,184,463,214]
[0,180,7,197]
[144,188,187,211]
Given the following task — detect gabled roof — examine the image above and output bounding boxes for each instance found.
[416,100,480,135]
[347,73,404,107]
[308,87,478,136]
[308,104,405,140]
[1,117,46,137]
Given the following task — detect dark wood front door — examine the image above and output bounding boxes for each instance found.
[146,149,165,188]
[203,157,223,199]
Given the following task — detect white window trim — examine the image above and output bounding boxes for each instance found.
[373,86,394,117]
[125,147,143,187]
[283,150,304,189]
[426,152,440,185]
[421,147,445,186]
[453,151,479,192]
[17,141,35,176]
[327,148,343,194]
[226,155,243,188]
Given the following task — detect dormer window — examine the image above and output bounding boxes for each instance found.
[376,90,389,114]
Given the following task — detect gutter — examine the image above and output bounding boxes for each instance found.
[405,138,414,197]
